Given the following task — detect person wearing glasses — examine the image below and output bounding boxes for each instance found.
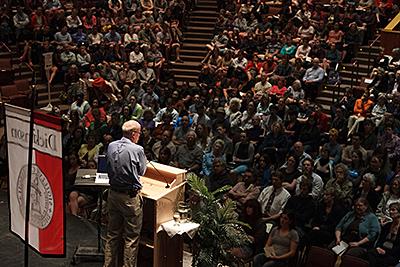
[104,120,147,267]
[334,197,380,258]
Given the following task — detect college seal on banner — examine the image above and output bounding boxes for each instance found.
[17,164,54,229]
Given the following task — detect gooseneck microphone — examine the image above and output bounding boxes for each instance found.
[147,160,170,188]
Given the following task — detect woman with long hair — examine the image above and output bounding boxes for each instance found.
[194,123,210,151]
[253,211,299,267]
[314,143,335,183]
[231,199,267,260]
[280,155,301,195]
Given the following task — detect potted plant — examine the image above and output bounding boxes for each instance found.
[187,173,250,267]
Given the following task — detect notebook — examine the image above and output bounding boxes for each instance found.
[332,241,349,255]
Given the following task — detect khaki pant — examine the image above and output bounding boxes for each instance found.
[104,190,143,267]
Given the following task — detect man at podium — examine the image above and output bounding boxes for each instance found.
[104,120,147,267]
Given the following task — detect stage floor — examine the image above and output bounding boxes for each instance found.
[0,190,193,267]
[0,190,103,267]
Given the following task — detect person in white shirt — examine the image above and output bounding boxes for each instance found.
[302,58,325,101]
[88,27,104,45]
[54,26,72,44]
[232,50,248,70]
[13,7,29,41]
[258,171,291,222]
[76,46,91,71]
[66,9,82,30]
[371,95,387,126]
[129,45,145,68]
[295,39,311,60]
[124,26,139,48]
[295,158,324,200]
[254,74,272,94]
[137,61,156,84]
[154,98,179,124]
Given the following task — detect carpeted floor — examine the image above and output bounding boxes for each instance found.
[0,190,103,267]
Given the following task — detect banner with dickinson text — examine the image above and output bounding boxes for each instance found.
[5,104,64,255]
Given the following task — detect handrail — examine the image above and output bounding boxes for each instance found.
[332,79,341,105]
[331,63,340,105]
[367,35,381,72]
[383,11,400,31]
[350,60,358,90]
[369,35,381,48]
[23,62,34,73]
[0,42,12,53]
[19,62,34,80]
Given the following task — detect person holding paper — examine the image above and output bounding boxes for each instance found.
[334,197,380,258]
[253,211,299,267]
[104,120,147,267]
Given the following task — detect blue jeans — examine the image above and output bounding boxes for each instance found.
[230,164,248,175]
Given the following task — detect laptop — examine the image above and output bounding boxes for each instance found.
[95,155,109,184]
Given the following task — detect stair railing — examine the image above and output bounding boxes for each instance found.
[331,63,340,105]
[331,80,341,105]
[367,35,381,72]
[0,41,12,53]
[19,62,34,79]
[350,60,358,90]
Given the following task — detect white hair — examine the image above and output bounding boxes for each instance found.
[122,120,140,138]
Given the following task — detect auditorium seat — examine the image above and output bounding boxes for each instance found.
[14,79,31,96]
[340,255,369,267]
[0,58,14,86]
[1,84,28,107]
[304,246,336,267]
[0,58,12,70]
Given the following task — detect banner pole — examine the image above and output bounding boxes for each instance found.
[24,80,37,267]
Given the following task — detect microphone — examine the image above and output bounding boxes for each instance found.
[147,160,170,188]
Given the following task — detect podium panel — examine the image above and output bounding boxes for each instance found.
[138,163,186,267]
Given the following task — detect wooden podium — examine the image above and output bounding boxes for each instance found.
[139,162,186,267]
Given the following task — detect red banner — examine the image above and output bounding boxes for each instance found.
[6,104,64,255]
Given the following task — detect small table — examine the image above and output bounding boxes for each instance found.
[72,169,109,264]
[157,220,200,267]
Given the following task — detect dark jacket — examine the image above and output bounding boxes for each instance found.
[312,200,348,233]
[376,221,400,258]
[285,194,316,228]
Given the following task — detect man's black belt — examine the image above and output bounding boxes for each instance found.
[111,187,140,198]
